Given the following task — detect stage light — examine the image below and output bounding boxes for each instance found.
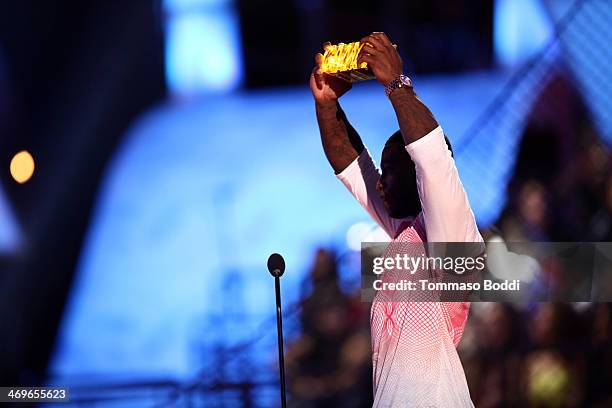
[10,150,35,184]
[364,225,391,243]
[0,184,21,254]
[164,0,243,95]
[494,0,553,67]
[346,221,376,251]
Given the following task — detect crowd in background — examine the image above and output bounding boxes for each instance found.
[287,249,612,407]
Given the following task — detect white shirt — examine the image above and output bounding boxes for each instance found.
[337,126,482,407]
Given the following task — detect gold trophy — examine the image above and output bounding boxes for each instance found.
[321,41,375,82]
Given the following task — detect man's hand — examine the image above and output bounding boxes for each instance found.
[310,43,352,104]
[357,32,402,86]
[360,33,437,145]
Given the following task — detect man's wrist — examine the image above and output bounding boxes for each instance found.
[385,74,413,97]
[388,85,415,103]
[315,99,339,109]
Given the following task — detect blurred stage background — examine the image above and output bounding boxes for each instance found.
[0,0,611,406]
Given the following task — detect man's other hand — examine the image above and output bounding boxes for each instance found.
[310,43,352,104]
[357,32,402,86]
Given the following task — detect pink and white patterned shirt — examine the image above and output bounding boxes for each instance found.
[337,126,482,407]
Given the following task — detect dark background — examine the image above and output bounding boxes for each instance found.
[238,0,492,87]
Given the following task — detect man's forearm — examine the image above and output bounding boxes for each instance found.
[388,87,438,145]
[316,100,364,174]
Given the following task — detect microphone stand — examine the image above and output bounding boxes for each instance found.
[274,275,287,408]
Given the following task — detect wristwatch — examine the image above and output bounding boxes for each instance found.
[384,74,412,97]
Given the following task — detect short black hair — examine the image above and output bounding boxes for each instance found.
[386,130,454,157]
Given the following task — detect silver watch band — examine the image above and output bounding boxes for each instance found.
[384,74,412,97]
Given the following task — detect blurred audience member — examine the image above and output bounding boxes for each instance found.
[287,248,372,407]
[498,179,552,242]
[587,304,612,407]
[460,303,523,407]
[523,304,586,408]
[459,303,612,407]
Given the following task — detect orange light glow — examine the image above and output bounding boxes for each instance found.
[10,150,35,184]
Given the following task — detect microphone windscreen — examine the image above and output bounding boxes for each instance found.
[267,253,285,277]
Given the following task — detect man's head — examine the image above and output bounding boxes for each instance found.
[377,130,453,219]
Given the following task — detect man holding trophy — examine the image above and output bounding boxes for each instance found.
[310,32,483,407]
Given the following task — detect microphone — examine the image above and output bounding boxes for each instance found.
[267,253,285,277]
[268,253,287,408]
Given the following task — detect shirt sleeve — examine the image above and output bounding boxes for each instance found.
[336,149,409,239]
[405,126,482,243]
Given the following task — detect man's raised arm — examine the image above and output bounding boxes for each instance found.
[311,48,406,238]
[357,33,438,144]
[311,51,364,173]
[316,101,364,173]
[358,33,481,243]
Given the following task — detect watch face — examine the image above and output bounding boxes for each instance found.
[400,75,411,86]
